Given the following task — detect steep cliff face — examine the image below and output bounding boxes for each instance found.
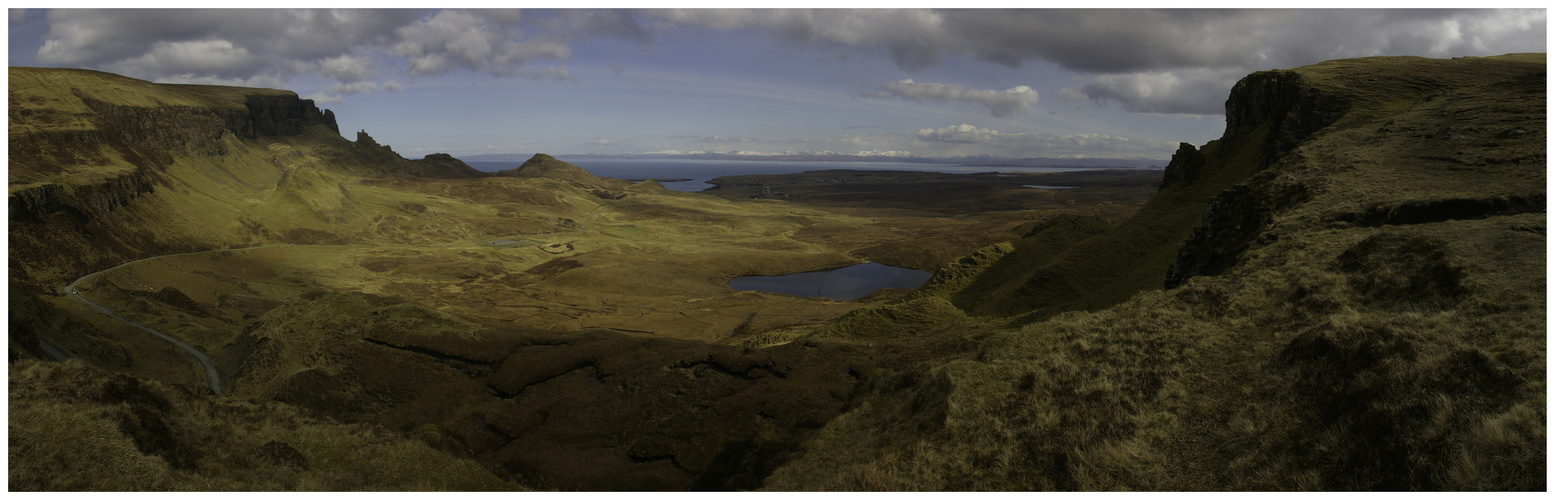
[1219,69,1351,168]
[771,54,1545,491]
[5,68,471,294]
[239,93,340,137]
[1157,142,1207,190]
[1163,168,1310,288]
[1167,54,1546,288]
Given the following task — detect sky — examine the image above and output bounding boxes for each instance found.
[6,5,1548,160]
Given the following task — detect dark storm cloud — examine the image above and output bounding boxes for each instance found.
[25,8,1545,113]
[643,9,948,70]
[31,8,585,86]
[654,8,1545,114]
[937,9,1262,73]
[652,9,1544,75]
[38,9,418,78]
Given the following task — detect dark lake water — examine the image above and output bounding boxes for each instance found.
[466,158,1106,192]
[728,263,933,301]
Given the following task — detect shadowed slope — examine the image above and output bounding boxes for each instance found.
[8,359,517,491]
[767,53,1545,491]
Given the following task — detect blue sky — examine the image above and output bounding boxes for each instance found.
[7,6,1548,160]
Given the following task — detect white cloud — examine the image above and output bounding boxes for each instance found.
[305,91,345,104]
[675,134,759,145]
[97,39,263,80]
[389,9,569,77]
[34,9,420,81]
[1063,67,1245,115]
[657,9,1544,114]
[383,81,405,92]
[913,123,1005,143]
[326,81,379,95]
[318,54,375,82]
[23,8,1547,119]
[30,9,586,86]
[910,123,1177,157]
[865,79,1039,118]
[644,9,947,70]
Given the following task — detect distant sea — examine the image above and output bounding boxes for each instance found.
[465,158,1160,192]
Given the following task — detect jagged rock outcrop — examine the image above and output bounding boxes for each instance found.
[1167,54,1545,289]
[241,94,340,137]
[7,184,66,223]
[6,68,461,294]
[1219,69,1351,168]
[1158,142,1207,190]
[766,54,1545,492]
[1164,171,1309,289]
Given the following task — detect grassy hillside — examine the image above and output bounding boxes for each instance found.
[763,53,1545,491]
[8,359,518,490]
[8,54,1543,491]
[11,68,1115,490]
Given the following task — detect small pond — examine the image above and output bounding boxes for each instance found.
[729,262,933,301]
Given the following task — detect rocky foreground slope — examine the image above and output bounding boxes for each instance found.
[9,54,1546,491]
[766,53,1546,490]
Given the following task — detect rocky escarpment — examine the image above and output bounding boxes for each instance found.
[1159,70,1352,287]
[7,184,66,223]
[1219,69,1351,169]
[1167,55,1546,289]
[8,68,486,292]
[11,86,340,179]
[1157,142,1207,190]
[1163,169,1310,289]
[1155,66,1349,235]
[238,93,340,137]
[77,92,340,153]
[763,54,1544,492]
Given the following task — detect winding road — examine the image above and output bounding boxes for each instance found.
[59,243,377,394]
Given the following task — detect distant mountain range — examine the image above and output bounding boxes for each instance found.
[457,151,1169,168]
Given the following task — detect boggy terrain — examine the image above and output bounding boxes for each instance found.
[9,53,1547,491]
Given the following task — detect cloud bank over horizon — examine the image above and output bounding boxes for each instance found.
[9,8,1545,158]
[863,79,1040,118]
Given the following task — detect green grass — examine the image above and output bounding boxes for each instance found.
[8,359,520,491]
[9,55,1544,491]
[763,54,1546,491]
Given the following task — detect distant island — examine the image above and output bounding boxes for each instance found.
[458,151,1168,169]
